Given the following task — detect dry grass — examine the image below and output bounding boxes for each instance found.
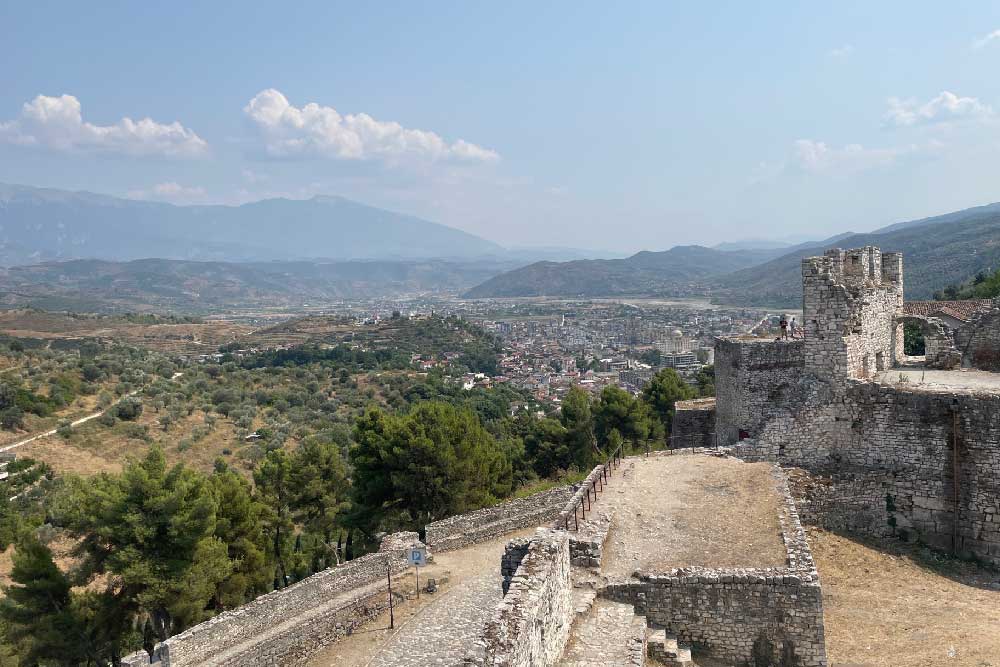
[0,310,253,355]
[811,529,1000,667]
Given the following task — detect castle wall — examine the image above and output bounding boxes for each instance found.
[601,477,827,667]
[802,248,902,379]
[122,532,422,667]
[425,485,573,552]
[470,529,573,667]
[956,307,1000,371]
[671,397,716,449]
[714,337,804,446]
[738,381,1000,564]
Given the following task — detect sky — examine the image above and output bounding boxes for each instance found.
[3,2,1000,254]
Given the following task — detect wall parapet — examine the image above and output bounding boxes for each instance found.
[425,485,574,552]
[600,467,827,667]
[122,532,422,667]
[468,528,573,667]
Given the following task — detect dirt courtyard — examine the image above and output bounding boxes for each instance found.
[812,529,1000,667]
[601,454,788,577]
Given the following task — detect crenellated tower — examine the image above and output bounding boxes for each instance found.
[801,246,903,380]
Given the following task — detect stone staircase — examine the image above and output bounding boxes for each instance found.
[646,628,694,666]
[557,598,647,666]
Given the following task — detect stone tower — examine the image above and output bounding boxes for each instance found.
[801,246,903,380]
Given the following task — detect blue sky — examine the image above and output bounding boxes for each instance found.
[3,2,1000,253]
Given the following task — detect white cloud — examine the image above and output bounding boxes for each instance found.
[792,139,907,172]
[0,94,207,157]
[827,44,854,59]
[884,91,993,127]
[972,29,1000,49]
[243,89,499,163]
[128,182,208,203]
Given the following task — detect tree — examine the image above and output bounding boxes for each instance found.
[350,402,512,532]
[593,385,650,450]
[560,386,598,469]
[58,448,231,646]
[694,364,715,397]
[253,449,296,589]
[642,368,695,443]
[522,416,570,478]
[290,438,350,569]
[114,398,142,421]
[0,535,100,666]
[209,470,272,608]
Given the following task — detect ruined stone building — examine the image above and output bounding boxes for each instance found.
[705,246,1000,564]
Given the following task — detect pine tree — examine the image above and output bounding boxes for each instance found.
[0,535,90,665]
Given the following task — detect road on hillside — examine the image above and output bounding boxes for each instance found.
[0,372,183,454]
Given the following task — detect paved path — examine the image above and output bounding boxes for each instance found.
[558,599,640,667]
[368,570,500,667]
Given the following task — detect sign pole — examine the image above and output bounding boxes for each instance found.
[387,562,394,630]
[415,563,420,600]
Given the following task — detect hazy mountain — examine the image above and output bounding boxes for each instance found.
[0,257,525,312]
[870,201,1000,235]
[712,239,794,251]
[0,184,506,264]
[462,245,787,298]
[712,207,1000,305]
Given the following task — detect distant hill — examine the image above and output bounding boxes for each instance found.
[466,202,1000,305]
[712,205,1000,305]
[0,257,524,312]
[462,245,788,298]
[0,183,507,264]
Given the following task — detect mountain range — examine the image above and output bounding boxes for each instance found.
[0,257,529,312]
[0,183,601,265]
[465,205,1000,305]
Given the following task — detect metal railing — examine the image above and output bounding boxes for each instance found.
[560,441,624,531]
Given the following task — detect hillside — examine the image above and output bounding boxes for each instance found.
[0,184,505,264]
[462,245,786,298]
[0,257,523,312]
[712,205,1000,305]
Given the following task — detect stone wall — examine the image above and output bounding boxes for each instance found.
[802,247,903,379]
[469,528,573,667]
[894,315,961,369]
[122,532,422,667]
[956,306,1000,371]
[714,337,804,446]
[671,397,716,449]
[425,485,574,552]
[601,475,827,667]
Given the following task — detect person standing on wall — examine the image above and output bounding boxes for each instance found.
[789,316,797,338]
[780,315,789,339]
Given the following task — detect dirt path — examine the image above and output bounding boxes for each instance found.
[601,455,787,578]
[812,529,1000,667]
[308,528,534,667]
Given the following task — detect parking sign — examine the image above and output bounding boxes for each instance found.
[407,546,427,567]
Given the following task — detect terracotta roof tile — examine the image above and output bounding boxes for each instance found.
[903,299,995,322]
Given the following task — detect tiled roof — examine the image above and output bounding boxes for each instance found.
[903,299,995,322]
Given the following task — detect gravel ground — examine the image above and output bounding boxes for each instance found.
[600,454,787,578]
